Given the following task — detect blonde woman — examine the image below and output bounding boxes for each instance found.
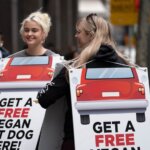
[37,14,131,150]
[73,13,130,68]
[9,11,56,57]
[9,11,64,150]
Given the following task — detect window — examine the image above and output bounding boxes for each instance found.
[11,56,49,66]
[86,68,134,79]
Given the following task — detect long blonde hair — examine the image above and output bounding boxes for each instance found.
[72,14,129,68]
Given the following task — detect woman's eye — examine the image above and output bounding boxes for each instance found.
[24,28,39,33]
[24,29,29,32]
[32,29,39,32]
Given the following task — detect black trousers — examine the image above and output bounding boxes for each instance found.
[35,132,41,150]
[36,134,75,150]
[61,139,75,150]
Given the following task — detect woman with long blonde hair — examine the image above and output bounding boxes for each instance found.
[37,14,131,150]
[72,13,130,68]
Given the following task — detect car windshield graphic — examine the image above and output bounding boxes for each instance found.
[86,68,134,79]
[10,56,49,66]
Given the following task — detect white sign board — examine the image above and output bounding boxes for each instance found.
[0,91,45,150]
[0,56,63,150]
[69,67,150,150]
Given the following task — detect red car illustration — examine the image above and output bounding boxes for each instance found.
[0,56,54,89]
[75,68,148,124]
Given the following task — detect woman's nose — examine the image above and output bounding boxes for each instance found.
[28,30,32,35]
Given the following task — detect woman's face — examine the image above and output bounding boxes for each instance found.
[75,23,92,49]
[22,20,45,48]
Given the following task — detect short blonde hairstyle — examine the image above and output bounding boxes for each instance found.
[20,11,52,38]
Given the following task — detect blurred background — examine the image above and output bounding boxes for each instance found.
[0,0,150,71]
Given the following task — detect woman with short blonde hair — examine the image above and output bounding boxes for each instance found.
[9,11,55,57]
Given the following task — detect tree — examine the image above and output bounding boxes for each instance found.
[136,0,150,67]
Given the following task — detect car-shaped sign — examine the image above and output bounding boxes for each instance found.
[75,67,148,124]
[0,56,54,89]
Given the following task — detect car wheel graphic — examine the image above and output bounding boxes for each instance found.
[80,115,90,125]
[136,113,145,122]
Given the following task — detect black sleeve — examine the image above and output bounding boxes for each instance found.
[37,68,69,109]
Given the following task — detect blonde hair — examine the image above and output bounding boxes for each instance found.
[20,11,52,38]
[72,14,128,68]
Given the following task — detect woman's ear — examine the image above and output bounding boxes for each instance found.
[86,30,95,41]
[89,31,95,40]
[42,33,46,43]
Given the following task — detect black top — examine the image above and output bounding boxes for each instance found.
[37,45,129,140]
[87,45,127,68]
